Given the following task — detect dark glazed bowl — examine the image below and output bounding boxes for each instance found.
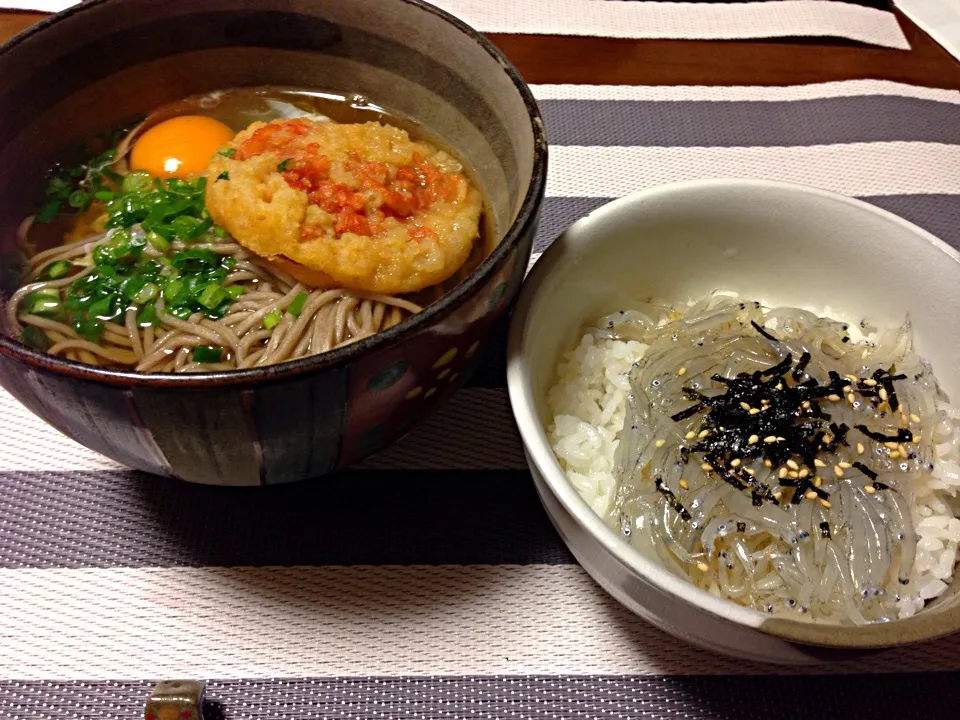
[0,0,547,485]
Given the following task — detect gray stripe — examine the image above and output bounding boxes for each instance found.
[532,195,960,255]
[0,673,955,719]
[0,468,567,569]
[540,96,960,147]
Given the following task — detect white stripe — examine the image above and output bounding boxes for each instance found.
[547,142,960,198]
[432,0,909,48]
[0,564,957,679]
[532,79,960,104]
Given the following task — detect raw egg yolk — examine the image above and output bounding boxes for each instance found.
[129,115,234,179]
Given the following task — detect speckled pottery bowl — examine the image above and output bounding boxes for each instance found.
[507,179,960,662]
[0,0,547,484]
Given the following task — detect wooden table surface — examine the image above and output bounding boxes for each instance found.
[2,6,958,88]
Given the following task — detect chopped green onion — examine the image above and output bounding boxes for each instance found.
[94,191,115,202]
[163,278,187,305]
[277,158,293,171]
[218,148,236,158]
[216,171,230,181]
[192,345,222,363]
[121,170,153,195]
[136,303,159,327]
[38,259,74,280]
[172,248,219,273]
[169,306,193,319]
[262,309,282,329]
[87,295,119,321]
[20,325,51,351]
[146,231,170,252]
[196,282,228,310]
[224,285,245,299]
[67,190,90,209]
[131,281,159,305]
[21,290,63,318]
[287,291,309,317]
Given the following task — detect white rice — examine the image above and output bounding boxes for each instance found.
[547,328,960,619]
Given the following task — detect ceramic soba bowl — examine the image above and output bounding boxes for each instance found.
[0,0,546,485]
[507,179,960,663]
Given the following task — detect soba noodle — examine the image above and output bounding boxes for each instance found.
[7,227,422,372]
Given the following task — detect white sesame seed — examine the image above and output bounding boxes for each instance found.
[844,374,858,383]
[827,394,841,402]
[764,436,778,443]
[843,385,853,394]
[804,490,818,500]
[740,402,751,411]
[814,459,826,467]
[749,408,761,415]
[813,476,822,488]
[847,393,856,404]
[748,434,760,444]
[865,378,877,387]
[838,461,852,469]
[730,458,741,467]
[745,468,756,476]
[764,459,773,468]
[698,429,710,439]
[823,435,833,444]
[776,383,784,390]
[773,491,783,500]
[788,470,799,479]
[777,436,786,442]
[889,451,901,460]
[678,367,687,376]
[802,401,811,409]
[820,499,832,508]
[857,443,865,455]
[701,462,713,472]
[799,468,810,479]
[884,441,899,450]
[864,485,877,494]
[685,431,696,440]
[778,467,788,479]
[786,459,799,471]
[879,387,889,401]
[696,562,709,572]
[910,413,921,424]
[834,465,844,477]
[655,439,666,448]
[678,478,688,489]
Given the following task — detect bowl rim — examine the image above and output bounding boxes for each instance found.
[506,177,960,649]
[0,0,548,387]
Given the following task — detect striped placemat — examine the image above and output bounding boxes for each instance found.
[0,0,911,49]
[3,78,960,718]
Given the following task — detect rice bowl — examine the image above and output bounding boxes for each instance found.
[507,179,960,661]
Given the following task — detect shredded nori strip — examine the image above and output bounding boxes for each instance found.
[661,324,912,511]
[736,521,746,533]
[852,461,878,480]
[792,351,812,381]
[671,403,705,422]
[873,480,891,491]
[761,353,793,378]
[854,425,913,443]
[750,320,779,343]
[819,521,831,539]
[655,476,692,520]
